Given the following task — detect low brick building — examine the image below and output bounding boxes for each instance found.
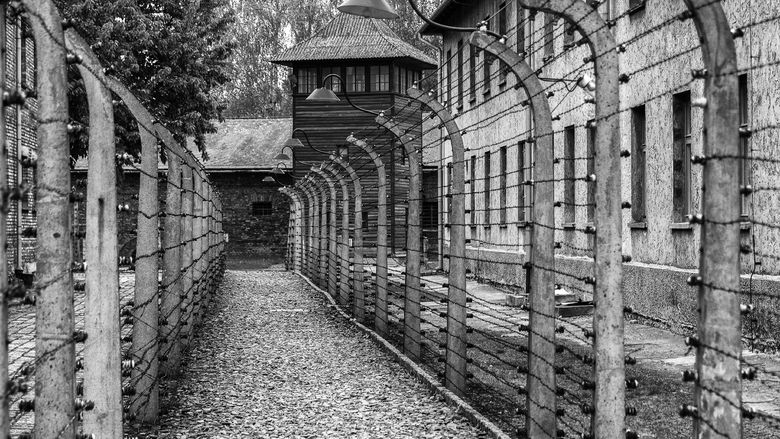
[73,118,294,266]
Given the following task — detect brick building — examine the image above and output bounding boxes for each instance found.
[73,118,294,265]
[4,16,39,275]
[421,0,779,325]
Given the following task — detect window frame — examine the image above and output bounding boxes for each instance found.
[469,45,477,101]
[563,126,576,225]
[484,151,491,226]
[672,91,692,224]
[499,145,507,224]
[345,65,366,93]
[370,65,390,92]
[470,156,477,224]
[631,105,647,223]
[586,124,596,223]
[457,40,464,109]
[544,13,555,58]
[738,73,750,217]
[251,201,274,216]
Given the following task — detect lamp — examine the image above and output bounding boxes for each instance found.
[262,176,275,183]
[337,0,399,19]
[337,0,503,40]
[307,74,389,116]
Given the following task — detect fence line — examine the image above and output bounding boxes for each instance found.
[282,1,780,438]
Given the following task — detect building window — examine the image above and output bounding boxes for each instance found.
[457,40,464,108]
[628,0,646,13]
[446,49,452,108]
[297,67,317,94]
[631,106,647,223]
[563,126,576,224]
[470,156,477,224]
[346,66,366,92]
[446,163,453,219]
[563,21,575,49]
[517,141,526,222]
[252,201,273,216]
[397,66,406,92]
[322,67,341,92]
[499,146,507,224]
[469,45,477,101]
[484,151,491,226]
[370,65,390,92]
[422,201,437,229]
[586,124,595,222]
[516,2,526,57]
[498,2,508,84]
[544,13,555,58]
[362,211,370,231]
[483,51,492,94]
[738,74,750,216]
[672,91,692,223]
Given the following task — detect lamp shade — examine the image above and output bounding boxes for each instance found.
[271,166,286,175]
[262,176,275,183]
[274,152,291,161]
[284,138,305,148]
[337,0,399,19]
[306,87,340,102]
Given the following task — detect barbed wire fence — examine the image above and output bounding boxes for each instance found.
[0,0,227,438]
[282,0,780,438]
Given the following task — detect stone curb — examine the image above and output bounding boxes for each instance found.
[295,271,513,439]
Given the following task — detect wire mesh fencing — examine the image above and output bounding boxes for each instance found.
[283,1,780,438]
[0,1,227,438]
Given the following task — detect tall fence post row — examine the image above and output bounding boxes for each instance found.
[346,136,389,338]
[64,31,124,437]
[331,155,365,321]
[162,154,183,377]
[24,1,76,437]
[0,6,8,439]
[376,113,422,362]
[180,165,195,350]
[310,168,338,298]
[130,94,161,425]
[519,1,625,436]
[301,178,321,283]
[470,31,558,437]
[682,1,743,437]
[295,183,313,278]
[406,89,468,398]
[322,162,352,309]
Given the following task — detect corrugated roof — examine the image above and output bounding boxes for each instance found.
[271,13,436,68]
[72,118,293,172]
[192,118,293,170]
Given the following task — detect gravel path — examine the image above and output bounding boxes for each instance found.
[151,269,484,438]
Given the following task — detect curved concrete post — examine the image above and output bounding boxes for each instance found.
[405,88,467,397]
[282,187,305,273]
[306,175,328,288]
[681,1,742,437]
[190,171,204,331]
[322,163,352,309]
[346,135,389,337]
[376,114,422,361]
[66,31,122,437]
[519,2,624,436]
[311,167,339,299]
[300,179,321,282]
[331,155,365,321]
[470,31,557,438]
[25,2,76,437]
[180,165,194,349]
[296,183,315,278]
[279,188,296,270]
[161,154,183,377]
[130,103,161,426]
[0,10,7,439]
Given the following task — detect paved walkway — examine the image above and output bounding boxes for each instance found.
[151,269,484,438]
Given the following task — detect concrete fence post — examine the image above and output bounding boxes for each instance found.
[130,112,161,424]
[331,155,365,321]
[301,179,321,283]
[682,1,742,437]
[297,183,314,278]
[311,167,339,300]
[406,89,467,398]
[519,1,624,436]
[322,163,352,309]
[470,31,557,437]
[161,154,183,377]
[65,32,124,437]
[376,114,422,361]
[180,165,194,348]
[346,136,389,337]
[0,8,7,438]
[24,1,76,436]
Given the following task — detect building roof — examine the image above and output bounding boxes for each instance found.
[419,0,476,36]
[190,118,293,171]
[73,118,293,172]
[271,13,436,69]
